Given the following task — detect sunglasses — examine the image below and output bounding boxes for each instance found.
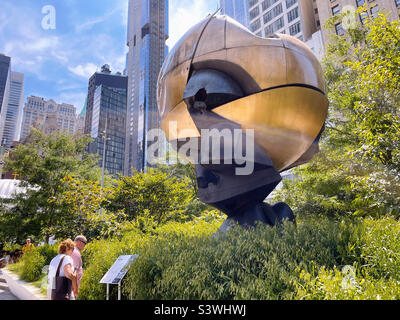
[78,239,87,245]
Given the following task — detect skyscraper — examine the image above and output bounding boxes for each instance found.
[315,0,400,49]
[245,1,324,58]
[0,54,11,113]
[1,72,24,149]
[220,0,250,28]
[125,0,169,174]
[20,96,77,141]
[84,64,127,136]
[88,83,127,176]
[0,54,11,141]
[84,65,128,175]
[248,0,319,40]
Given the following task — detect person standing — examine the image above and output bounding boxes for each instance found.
[22,239,35,254]
[48,239,78,300]
[70,235,87,299]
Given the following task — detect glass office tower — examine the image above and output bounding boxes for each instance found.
[0,54,11,114]
[125,0,169,174]
[89,84,127,175]
[1,72,24,149]
[220,0,250,28]
[0,54,11,143]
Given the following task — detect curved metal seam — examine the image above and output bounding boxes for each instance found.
[187,8,221,83]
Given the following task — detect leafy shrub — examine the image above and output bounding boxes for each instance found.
[13,215,400,300]
[349,217,400,281]
[35,244,58,266]
[18,250,46,282]
[78,216,223,300]
[295,266,400,300]
[7,244,58,283]
[78,215,400,300]
[122,217,353,300]
[2,242,22,253]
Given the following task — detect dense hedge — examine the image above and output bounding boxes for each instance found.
[8,216,400,300]
[78,217,222,300]
[77,215,400,300]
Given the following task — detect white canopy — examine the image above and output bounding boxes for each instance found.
[0,179,28,199]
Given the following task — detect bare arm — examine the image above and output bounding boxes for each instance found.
[63,264,78,296]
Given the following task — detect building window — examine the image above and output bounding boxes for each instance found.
[356,0,366,6]
[285,0,297,9]
[396,0,400,7]
[250,19,261,32]
[370,5,379,17]
[273,3,283,17]
[360,12,368,24]
[335,23,344,35]
[265,16,285,36]
[249,0,258,9]
[287,7,299,22]
[274,16,285,30]
[332,5,340,16]
[263,10,273,24]
[265,24,273,36]
[250,6,260,20]
[289,22,301,35]
[262,0,279,12]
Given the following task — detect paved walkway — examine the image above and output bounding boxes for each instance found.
[0,269,18,300]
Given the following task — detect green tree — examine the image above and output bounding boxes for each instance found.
[105,168,194,225]
[1,129,102,242]
[324,8,400,172]
[53,174,123,240]
[275,9,400,218]
[156,154,215,217]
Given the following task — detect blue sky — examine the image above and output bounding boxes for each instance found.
[0,0,218,113]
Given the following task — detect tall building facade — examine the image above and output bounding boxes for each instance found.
[246,0,325,58]
[84,66,127,175]
[0,54,11,115]
[125,0,169,174]
[87,83,127,176]
[248,0,318,39]
[0,54,11,144]
[84,65,127,136]
[315,0,400,48]
[1,72,24,149]
[20,96,76,141]
[220,0,250,28]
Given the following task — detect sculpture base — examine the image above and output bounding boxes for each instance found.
[217,202,295,233]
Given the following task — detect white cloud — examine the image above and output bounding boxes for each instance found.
[167,0,218,49]
[75,1,127,32]
[68,63,98,78]
[56,91,87,112]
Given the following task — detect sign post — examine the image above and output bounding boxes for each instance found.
[100,255,138,300]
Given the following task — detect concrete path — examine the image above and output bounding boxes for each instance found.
[0,269,18,300]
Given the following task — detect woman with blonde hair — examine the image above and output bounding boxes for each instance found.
[48,239,78,300]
